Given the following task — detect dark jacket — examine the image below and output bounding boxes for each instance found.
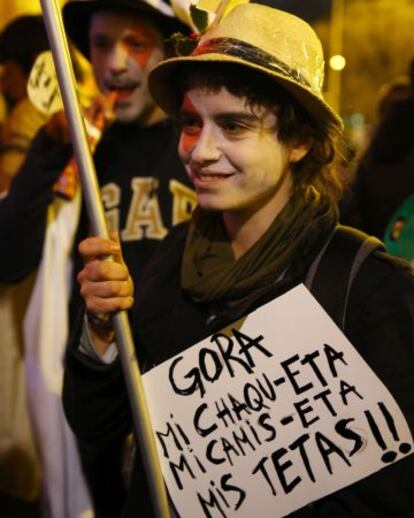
[63,223,414,518]
[0,119,193,286]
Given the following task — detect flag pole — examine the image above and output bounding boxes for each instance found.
[39,1,171,517]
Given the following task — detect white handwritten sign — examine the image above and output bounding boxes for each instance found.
[27,51,63,115]
[142,284,413,517]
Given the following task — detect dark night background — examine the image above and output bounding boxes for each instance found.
[258,0,332,21]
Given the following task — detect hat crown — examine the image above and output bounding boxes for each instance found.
[148,2,342,130]
[198,3,324,96]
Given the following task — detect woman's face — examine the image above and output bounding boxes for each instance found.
[178,86,309,222]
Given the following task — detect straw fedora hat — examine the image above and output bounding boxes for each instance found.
[149,3,342,130]
[63,0,189,59]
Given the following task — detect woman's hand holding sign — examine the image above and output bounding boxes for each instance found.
[77,233,134,355]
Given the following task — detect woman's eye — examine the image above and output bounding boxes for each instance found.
[179,117,201,134]
[222,122,247,135]
[183,124,200,135]
[224,123,240,131]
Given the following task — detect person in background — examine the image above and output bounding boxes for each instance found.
[0,15,49,518]
[341,58,414,239]
[0,15,49,192]
[67,3,414,517]
[0,1,195,517]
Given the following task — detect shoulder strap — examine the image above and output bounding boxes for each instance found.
[305,225,384,329]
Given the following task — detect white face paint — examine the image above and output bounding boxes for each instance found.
[178,86,309,225]
[89,10,165,123]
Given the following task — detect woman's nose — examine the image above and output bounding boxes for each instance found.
[191,126,221,164]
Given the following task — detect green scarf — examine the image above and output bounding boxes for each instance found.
[181,188,337,314]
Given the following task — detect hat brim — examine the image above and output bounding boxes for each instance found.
[63,0,188,59]
[149,53,343,131]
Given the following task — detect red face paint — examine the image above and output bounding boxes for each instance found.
[179,94,202,154]
[89,10,165,123]
[178,86,296,230]
[122,28,158,70]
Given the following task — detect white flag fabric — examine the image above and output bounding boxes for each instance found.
[24,191,94,518]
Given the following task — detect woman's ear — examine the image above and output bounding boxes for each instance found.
[289,137,314,163]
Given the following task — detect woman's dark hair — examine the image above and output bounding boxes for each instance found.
[172,62,343,202]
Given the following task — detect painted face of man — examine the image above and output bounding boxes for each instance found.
[89,9,165,123]
[178,86,310,224]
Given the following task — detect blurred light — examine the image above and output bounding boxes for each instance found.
[329,54,346,71]
[350,113,365,126]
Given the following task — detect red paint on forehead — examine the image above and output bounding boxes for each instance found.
[181,93,200,114]
[179,94,201,154]
[126,29,158,69]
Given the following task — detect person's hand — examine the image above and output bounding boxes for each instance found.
[77,233,134,354]
[45,110,70,143]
